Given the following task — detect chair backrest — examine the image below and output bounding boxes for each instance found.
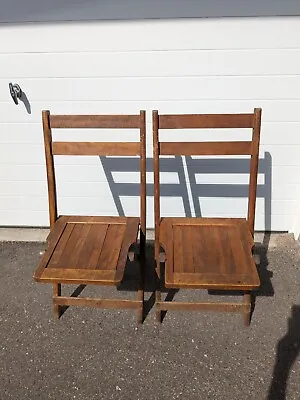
[152,108,262,244]
[42,110,146,239]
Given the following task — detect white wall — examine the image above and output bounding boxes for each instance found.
[0,17,300,229]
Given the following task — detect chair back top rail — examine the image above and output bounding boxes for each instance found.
[158,113,254,129]
[50,114,141,129]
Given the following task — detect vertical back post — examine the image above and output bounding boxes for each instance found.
[153,110,160,262]
[139,110,146,250]
[247,108,262,236]
[42,110,58,229]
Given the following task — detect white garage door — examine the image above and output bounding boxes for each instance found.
[1,15,300,230]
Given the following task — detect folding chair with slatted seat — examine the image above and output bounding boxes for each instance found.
[153,108,262,326]
[34,110,146,323]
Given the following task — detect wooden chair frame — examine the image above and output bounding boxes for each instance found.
[153,108,262,325]
[34,110,146,323]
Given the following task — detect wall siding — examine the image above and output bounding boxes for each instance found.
[0,18,299,230]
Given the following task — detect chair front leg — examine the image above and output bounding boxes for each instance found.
[53,283,61,320]
[243,292,252,326]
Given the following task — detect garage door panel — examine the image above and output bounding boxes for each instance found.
[1,18,300,229]
[1,18,300,53]
[1,100,300,124]
[1,76,299,102]
[2,49,300,79]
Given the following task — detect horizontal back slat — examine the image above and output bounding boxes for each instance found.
[52,142,141,156]
[159,114,254,129]
[160,141,253,156]
[50,114,141,129]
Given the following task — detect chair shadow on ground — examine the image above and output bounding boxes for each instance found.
[61,152,274,322]
[267,305,300,400]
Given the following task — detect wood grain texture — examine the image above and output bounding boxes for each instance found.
[41,268,122,285]
[152,110,161,263]
[139,110,147,252]
[116,218,140,271]
[160,141,253,156]
[34,216,68,280]
[154,109,261,324]
[36,110,146,322]
[78,224,108,269]
[158,113,254,129]
[52,141,140,156]
[53,297,141,309]
[97,223,126,270]
[248,108,262,235]
[160,218,260,290]
[50,114,141,129]
[157,301,249,312]
[48,222,75,265]
[35,216,139,284]
[42,110,57,228]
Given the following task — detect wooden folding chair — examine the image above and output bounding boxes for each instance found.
[153,108,262,326]
[34,110,146,323]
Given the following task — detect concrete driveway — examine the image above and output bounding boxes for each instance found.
[0,235,299,400]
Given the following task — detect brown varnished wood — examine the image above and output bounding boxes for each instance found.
[138,110,147,324]
[139,110,146,253]
[67,224,92,267]
[53,283,61,319]
[116,218,140,271]
[161,218,259,290]
[52,141,140,156]
[48,222,75,265]
[158,113,254,129]
[153,110,160,263]
[153,109,262,325]
[39,217,139,279]
[41,268,121,285]
[34,216,69,281]
[53,223,84,269]
[42,110,57,228]
[35,111,146,322]
[160,141,253,156]
[97,223,126,270]
[76,223,108,269]
[50,114,141,129]
[192,226,205,274]
[53,297,141,309]
[182,225,194,273]
[161,217,249,226]
[243,293,252,326]
[214,227,227,275]
[156,301,249,312]
[60,216,128,224]
[248,108,262,235]
[173,225,184,273]
[221,228,236,275]
[170,272,258,290]
[153,110,162,322]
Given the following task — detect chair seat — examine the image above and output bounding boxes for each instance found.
[160,217,260,290]
[34,215,140,286]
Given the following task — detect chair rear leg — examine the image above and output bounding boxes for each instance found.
[136,240,146,324]
[53,283,61,320]
[155,262,162,323]
[243,292,251,326]
[137,262,144,324]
